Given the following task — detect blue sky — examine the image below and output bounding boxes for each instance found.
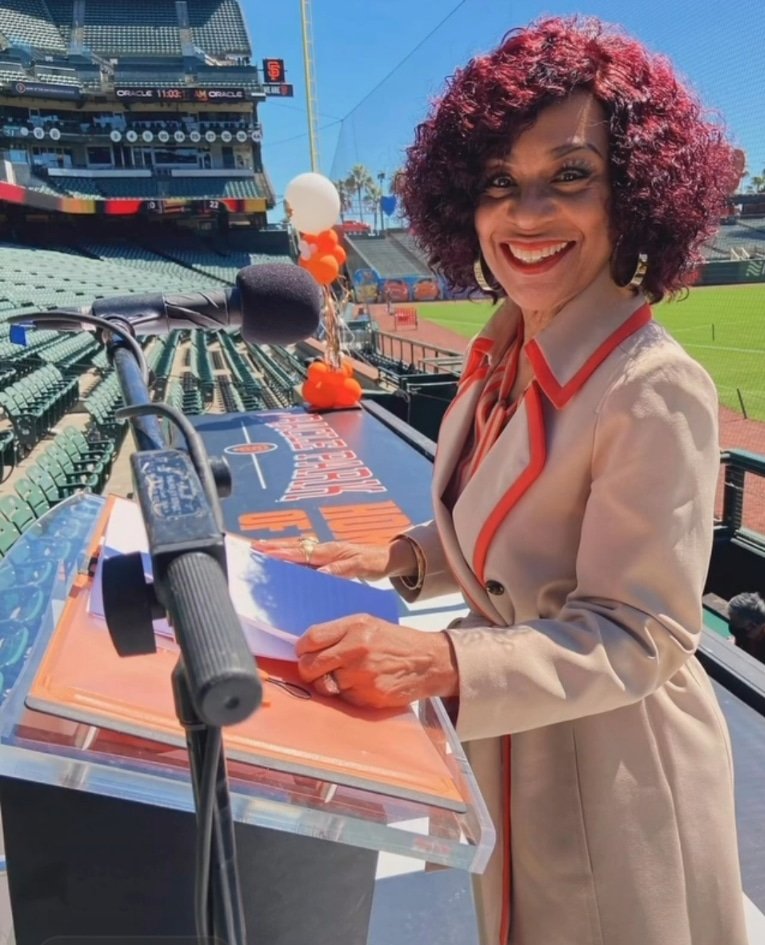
[243,0,765,219]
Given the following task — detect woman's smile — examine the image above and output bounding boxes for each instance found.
[501,240,575,273]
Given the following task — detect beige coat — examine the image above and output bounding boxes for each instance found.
[395,279,748,945]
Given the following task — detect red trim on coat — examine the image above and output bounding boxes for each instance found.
[525,304,652,409]
[442,536,497,622]
[474,382,547,584]
[464,337,494,378]
[440,337,494,428]
[441,368,488,428]
[500,735,512,944]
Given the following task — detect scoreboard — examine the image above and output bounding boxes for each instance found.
[114,87,248,103]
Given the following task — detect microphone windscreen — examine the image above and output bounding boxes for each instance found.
[237,263,322,345]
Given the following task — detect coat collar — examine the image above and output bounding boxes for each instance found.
[525,276,651,408]
[467,273,651,401]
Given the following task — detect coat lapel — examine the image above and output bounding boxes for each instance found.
[430,303,522,622]
[432,301,521,500]
[453,382,547,585]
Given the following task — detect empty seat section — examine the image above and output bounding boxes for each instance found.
[81,0,181,56]
[0,0,67,52]
[188,0,250,55]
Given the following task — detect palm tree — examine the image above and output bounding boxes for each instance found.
[364,181,383,232]
[390,168,406,195]
[376,171,386,233]
[345,164,373,223]
[747,171,765,193]
[334,179,352,222]
[389,168,408,226]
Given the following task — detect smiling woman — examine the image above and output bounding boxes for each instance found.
[259,16,747,945]
[473,91,615,342]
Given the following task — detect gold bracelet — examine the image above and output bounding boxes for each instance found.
[398,535,426,591]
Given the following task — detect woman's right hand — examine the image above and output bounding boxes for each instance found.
[251,535,419,582]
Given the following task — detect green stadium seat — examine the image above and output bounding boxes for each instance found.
[0,518,18,557]
[47,443,102,490]
[0,494,36,534]
[13,478,50,519]
[27,464,65,504]
[37,450,97,495]
[60,426,115,466]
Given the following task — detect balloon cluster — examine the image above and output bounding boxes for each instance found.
[297,228,347,285]
[285,172,361,410]
[302,359,362,410]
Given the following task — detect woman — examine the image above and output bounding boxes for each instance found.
[257,17,748,945]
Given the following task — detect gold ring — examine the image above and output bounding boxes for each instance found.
[298,536,318,564]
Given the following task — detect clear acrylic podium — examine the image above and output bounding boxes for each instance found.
[0,493,494,945]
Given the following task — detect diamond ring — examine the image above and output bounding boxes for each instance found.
[298,536,318,564]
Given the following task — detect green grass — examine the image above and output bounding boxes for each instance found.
[416,284,765,420]
[655,285,765,420]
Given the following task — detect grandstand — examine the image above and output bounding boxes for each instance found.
[0,0,275,220]
[346,233,431,278]
[704,217,765,260]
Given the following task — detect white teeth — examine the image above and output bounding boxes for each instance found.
[507,242,568,263]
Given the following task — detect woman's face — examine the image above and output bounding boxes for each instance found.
[474,90,614,315]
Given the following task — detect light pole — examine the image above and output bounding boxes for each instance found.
[378,171,386,236]
[300,0,320,172]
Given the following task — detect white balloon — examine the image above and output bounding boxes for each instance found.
[285,173,340,233]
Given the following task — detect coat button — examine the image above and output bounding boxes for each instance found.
[485,580,505,596]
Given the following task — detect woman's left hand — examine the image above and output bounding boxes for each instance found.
[295,614,459,708]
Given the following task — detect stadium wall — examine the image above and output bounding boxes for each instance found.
[695,259,765,285]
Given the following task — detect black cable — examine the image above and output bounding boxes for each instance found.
[195,725,222,942]
[211,752,245,945]
[6,310,150,385]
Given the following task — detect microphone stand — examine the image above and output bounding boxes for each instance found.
[102,338,262,945]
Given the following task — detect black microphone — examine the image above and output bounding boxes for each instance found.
[18,263,322,346]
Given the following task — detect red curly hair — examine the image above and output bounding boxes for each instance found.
[401,16,736,301]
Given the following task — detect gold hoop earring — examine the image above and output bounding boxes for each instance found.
[473,255,494,293]
[627,253,648,290]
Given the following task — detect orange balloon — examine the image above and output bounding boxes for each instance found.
[316,229,339,253]
[307,360,330,379]
[322,368,345,388]
[333,245,347,265]
[334,377,362,407]
[302,378,335,409]
[301,232,319,244]
[308,253,340,285]
[341,358,354,377]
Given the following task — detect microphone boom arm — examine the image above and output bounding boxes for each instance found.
[92,290,242,336]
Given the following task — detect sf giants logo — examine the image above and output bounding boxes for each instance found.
[263,59,285,83]
[224,443,277,456]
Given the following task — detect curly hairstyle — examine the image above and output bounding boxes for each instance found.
[400,16,736,302]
